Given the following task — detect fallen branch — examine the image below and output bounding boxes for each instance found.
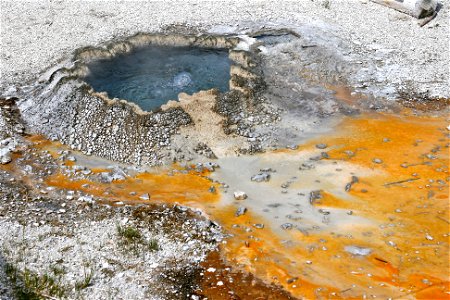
[436,215,450,224]
[339,287,352,294]
[370,0,437,19]
[419,11,437,26]
[383,178,420,186]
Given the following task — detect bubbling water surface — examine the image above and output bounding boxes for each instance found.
[83,46,231,111]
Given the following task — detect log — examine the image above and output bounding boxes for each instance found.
[370,0,438,18]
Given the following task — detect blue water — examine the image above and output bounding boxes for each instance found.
[83,46,231,111]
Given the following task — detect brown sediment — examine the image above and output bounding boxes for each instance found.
[195,251,296,300]
[398,93,450,112]
[325,84,365,106]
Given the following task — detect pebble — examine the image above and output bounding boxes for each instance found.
[251,172,271,182]
[260,168,276,172]
[233,191,247,200]
[344,150,355,157]
[78,195,94,203]
[287,277,298,284]
[235,206,247,217]
[281,223,293,230]
[139,193,150,200]
[387,240,396,247]
[315,143,327,149]
[344,246,372,256]
[372,158,383,164]
[253,223,264,229]
[0,151,12,164]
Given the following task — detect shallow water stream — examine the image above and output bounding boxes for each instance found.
[21,110,447,299]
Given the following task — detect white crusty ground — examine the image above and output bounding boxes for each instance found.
[0,215,215,299]
[0,0,449,97]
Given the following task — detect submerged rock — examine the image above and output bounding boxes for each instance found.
[251,172,271,182]
[235,206,247,217]
[139,193,150,200]
[344,246,372,256]
[233,191,247,200]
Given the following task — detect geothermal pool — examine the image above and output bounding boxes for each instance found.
[83,46,231,111]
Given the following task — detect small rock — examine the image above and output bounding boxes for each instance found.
[0,150,12,165]
[309,190,323,205]
[251,173,271,182]
[316,143,328,149]
[253,223,264,229]
[281,223,293,230]
[203,162,219,172]
[372,158,383,164]
[78,195,94,203]
[299,162,314,170]
[344,246,372,256]
[387,240,396,247]
[260,168,276,172]
[139,193,150,200]
[287,277,298,284]
[235,206,247,217]
[344,150,355,157]
[321,152,329,159]
[233,191,247,200]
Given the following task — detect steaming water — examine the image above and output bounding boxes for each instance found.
[83,46,231,111]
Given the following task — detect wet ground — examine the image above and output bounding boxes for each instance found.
[2,99,447,299]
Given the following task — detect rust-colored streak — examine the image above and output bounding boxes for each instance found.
[208,113,449,299]
[196,251,295,300]
[45,170,219,208]
[27,112,450,299]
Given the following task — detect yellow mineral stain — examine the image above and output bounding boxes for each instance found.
[45,169,219,209]
[209,113,449,299]
[26,112,450,299]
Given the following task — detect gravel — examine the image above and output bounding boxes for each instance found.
[0,0,448,98]
[0,143,222,299]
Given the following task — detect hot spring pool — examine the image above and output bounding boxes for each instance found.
[83,46,231,111]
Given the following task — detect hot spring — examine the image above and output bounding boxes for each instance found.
[83,45,232,111]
